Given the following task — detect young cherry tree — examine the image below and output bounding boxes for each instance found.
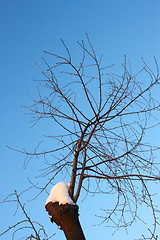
[2,35,160,240]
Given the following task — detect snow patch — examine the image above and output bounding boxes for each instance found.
[46,182,75,205]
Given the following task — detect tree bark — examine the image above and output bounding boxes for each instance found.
[45,202,86,240]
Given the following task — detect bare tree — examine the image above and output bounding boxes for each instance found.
[1,34,160,239]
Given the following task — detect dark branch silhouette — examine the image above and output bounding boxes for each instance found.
[1,34,160,239]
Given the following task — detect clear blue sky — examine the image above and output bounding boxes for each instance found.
[1,0,160,239]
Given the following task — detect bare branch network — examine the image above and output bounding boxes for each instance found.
[0,190,54,240]
[2,35,160,239]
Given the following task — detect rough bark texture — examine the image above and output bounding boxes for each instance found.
[45,202,86,240]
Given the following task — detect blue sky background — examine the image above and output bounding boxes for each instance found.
[1,0,160,239]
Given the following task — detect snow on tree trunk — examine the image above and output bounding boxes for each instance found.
[45,182,86,240]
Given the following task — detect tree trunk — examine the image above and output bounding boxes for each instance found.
[45,202,86,240]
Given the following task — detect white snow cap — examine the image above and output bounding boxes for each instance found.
[46,182,75,205]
